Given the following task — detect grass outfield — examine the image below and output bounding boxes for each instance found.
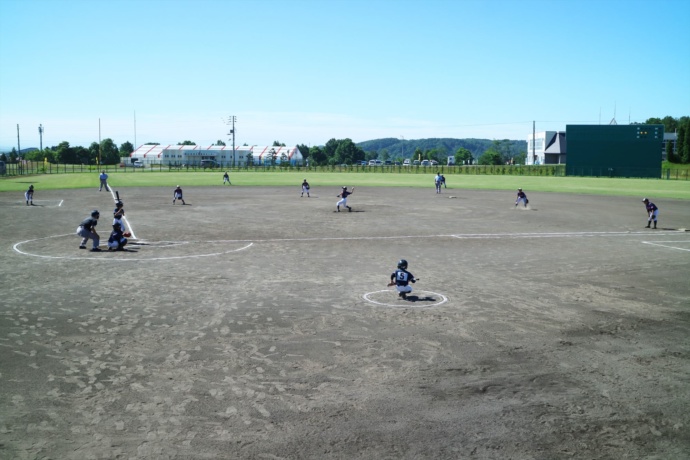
[0,171,688,200]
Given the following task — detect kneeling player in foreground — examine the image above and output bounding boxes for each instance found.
[388,259,417,300]
[107,223,129,251]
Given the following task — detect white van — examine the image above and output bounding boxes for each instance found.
[403,159,411,166]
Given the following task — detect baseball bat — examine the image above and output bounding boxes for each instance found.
[116,191,120,201]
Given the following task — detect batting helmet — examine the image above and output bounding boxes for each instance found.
[397,259,408,269]
[91,210,100,218]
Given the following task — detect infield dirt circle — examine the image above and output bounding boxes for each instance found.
[1,185,689,459]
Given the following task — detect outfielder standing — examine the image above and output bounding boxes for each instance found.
[388,259,417,300]
[301,179,310,197]
[642,198,659,229]
[223,171,231,185]
[173,185,186,205]
[515,188,528,207]
[336,186,354,212]
[434,172,442,194]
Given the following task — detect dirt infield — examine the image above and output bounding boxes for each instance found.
[1,184,689,459]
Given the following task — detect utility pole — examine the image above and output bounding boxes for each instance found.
[38,124,44,151]
[225,116,236,167]
[17,124,21,156]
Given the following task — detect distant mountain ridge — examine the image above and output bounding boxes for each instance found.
[356,137,527,158]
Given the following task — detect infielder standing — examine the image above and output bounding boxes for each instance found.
[642,198,658,229]
[515,188,528,207]
[434,173,442,194]
[223,171,231,185]
[336,186,353,212]
[173,185,186,205]
[301,179,310,197]
[388,259,417,300]
[25,184,34,205]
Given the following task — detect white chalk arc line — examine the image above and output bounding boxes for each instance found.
[363,290,448,308]
[12,234,253,261]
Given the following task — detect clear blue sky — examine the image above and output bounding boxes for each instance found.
[1,0,688,151]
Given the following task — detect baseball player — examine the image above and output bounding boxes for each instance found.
[434,173,442,194]
[387,259,417,300]
[25,184,34,205]
[515,188,528,207]
[336,186,354,212]
[113,201,126,232]
[301,179,310,197]
[642,198,659,229]
[77,210,102,251]
[223,171,231,185]
[173,185,186,205]
[107,223,128,251]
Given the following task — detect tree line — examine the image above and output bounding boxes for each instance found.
[643,116,690,163]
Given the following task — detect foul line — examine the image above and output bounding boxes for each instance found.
[641,241,690,252]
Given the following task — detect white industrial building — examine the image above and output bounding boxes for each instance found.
[526,131,567,165]
[127,144,303,167]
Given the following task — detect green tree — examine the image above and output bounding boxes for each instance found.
[666,136,676,163]
[73,145,91,164]
[272,140,286,147]
[309,146,326,165]
[101,138,120,164]
[56,142,75,163]
[478,141,505,165]
[0,153,7,162]
[333,139,364,164]
[413,147,423,162]
[297,144,310,159]
[89,142,100,164]
[215,140,226,146]
[455,147,473,165]
[120,141,134,156]
[177,140,196,145]
[678,119,690,164]
[9,148,18,163]
[245,152,253,165]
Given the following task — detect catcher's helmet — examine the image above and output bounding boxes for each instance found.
[91,210,100,218]
[397,259,408,269]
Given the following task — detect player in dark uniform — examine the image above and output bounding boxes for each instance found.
[515,188,528,207]
[77,210,102,251]
[336,186,353,212]
[173,185,186,205]
[301,179,310,197]
[25,184,34,205]
[642,198,658,229]
[107,223,128,251]
[388,259,417,300]
[223,172,231,185]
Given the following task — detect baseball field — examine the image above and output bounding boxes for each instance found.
[1,173,689,459]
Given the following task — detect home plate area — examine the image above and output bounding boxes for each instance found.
[363,289,448,308]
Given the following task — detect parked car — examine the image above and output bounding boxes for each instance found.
[132,161,144,168]
[384,160,392,166]
[421,160,431,167]
[403,159,411,166]
[413,160,420,166]
[430,160,438,166]
[368,159,377,166]
[360,161,368,166]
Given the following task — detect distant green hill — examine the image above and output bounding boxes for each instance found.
[356,137,527,159]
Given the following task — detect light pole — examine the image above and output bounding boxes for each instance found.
[38,124,44,151]
[225,116,236,167]
[400,135,404,161]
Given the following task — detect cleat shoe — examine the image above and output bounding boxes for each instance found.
[91,248,102,252]
[79,246,87,249]
[401,293,407,300]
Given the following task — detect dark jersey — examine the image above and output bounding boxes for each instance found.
[80,217,98,231]
[391,268,415,286]
[108,228,124,244]
[114,206,125,218]
[339,190,351,198]
[646,202,658,212]
[302,181,310,189]
[517,191,527,199]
